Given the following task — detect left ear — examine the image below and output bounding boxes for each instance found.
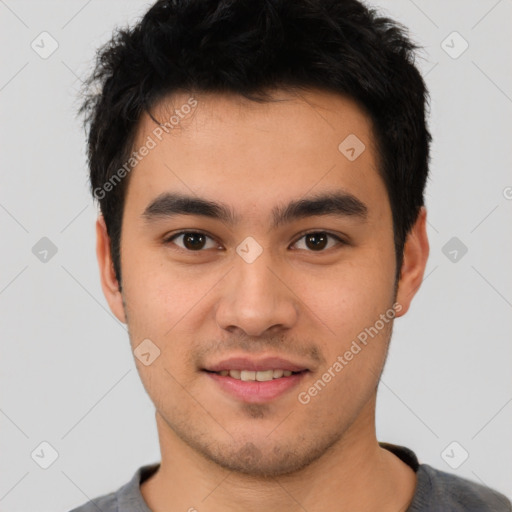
[395,206,430,317]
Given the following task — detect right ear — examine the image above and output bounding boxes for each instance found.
[96,215,127,324]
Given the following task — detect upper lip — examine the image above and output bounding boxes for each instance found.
[203,356,310,373]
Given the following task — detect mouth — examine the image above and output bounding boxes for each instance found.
[203,368,307,381]
[201,355,311,402]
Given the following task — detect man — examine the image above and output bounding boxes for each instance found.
[71,0,511,510]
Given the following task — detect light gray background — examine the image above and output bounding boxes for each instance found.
[0,1,511,510]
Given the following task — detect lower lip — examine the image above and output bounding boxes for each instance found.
[204,371,308,403]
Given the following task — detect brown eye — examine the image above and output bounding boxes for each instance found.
[292,232,344,252]
[305,232,328,250]
[166,231,217,251]
[182,232,206,250]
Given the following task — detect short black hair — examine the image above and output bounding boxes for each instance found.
[79,0,432,288]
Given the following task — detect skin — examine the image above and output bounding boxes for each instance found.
[96,87,429,512]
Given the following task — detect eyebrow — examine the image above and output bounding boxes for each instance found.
[141,191,368,228]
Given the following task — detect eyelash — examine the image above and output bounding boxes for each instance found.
[163,230,347,253]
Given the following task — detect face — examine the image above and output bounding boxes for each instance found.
[97,87,428,477]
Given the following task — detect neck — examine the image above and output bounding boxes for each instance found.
[141,396,417,512]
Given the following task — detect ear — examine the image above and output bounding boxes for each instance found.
[395,206,430,317]
[96,215,127,324]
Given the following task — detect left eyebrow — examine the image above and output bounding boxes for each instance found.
[272,191,368,228]
[141,191,368,228]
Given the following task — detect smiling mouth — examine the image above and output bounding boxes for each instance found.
[203,369,307,381]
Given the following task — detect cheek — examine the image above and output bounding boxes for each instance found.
[297,257,396,336]
[121,254,222,371]
[121,244,193,321]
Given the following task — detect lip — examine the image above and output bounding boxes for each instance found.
[203,356,310,373]
[205,370,309,403]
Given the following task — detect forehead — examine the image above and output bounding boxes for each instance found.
[125,87,386,223]
[138,87,376,151]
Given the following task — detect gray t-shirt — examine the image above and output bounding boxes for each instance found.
[68,443,511,511]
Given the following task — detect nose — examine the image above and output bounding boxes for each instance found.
[215,248,299,337]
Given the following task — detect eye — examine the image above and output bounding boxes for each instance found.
[291,231,345,252]
[164,231,219,251]
[164,230,346,253]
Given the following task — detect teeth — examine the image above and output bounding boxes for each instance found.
[256,370,274,381]
[229,369,241,379]
[216,369,301,381]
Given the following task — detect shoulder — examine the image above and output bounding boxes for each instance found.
[67,491,117,512]
[413,463,512,511]
[66,462,159,512]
